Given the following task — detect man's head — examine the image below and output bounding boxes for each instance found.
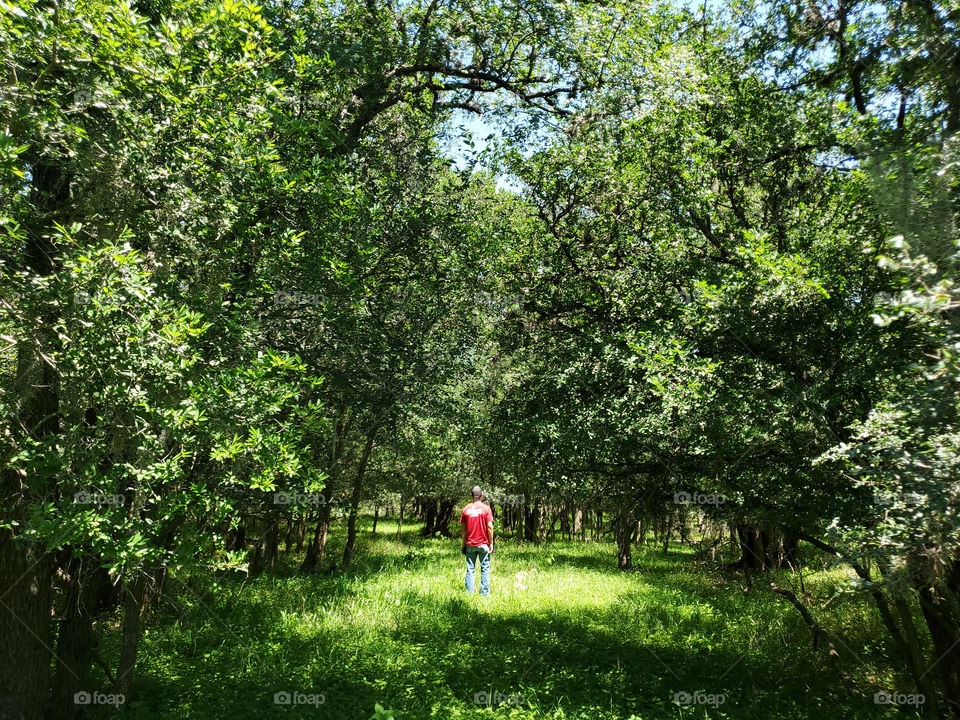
[471,485,483,500]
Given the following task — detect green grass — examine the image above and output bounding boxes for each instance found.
[100,517,927,720]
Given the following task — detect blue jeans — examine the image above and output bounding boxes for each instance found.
[464,544,490,596]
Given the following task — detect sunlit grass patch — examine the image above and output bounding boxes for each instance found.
[116,517,922,720]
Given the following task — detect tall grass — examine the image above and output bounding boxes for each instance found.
[96,516,924,719]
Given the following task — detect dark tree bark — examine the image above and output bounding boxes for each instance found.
[113,571,148,697]
[301,498,331,573]
[0,525,54,720]
[731,526,802,571]
[342,429,376,570]
[615,510,634,570]
[46,556,113,720]
[266,522,279,569]
[912,556,960,715]
[662,513,673,555]
[0,152,70,719]
[523,503,540,542]
[249,519,280,576]
[421,498,438,537]
[303,410,350,572]
[284,520,294,553]
[226,521,246,552]
[295,516,305,553]
[434,499,456,537]
[799,533,941,709]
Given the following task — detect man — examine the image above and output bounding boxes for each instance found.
[459,486,494,597]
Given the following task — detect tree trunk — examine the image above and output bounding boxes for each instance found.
[801,533,941,710]
[1,114,73,720]
[249,519,279,575]
[0,527,54,720]
[342,429,376,570]
[615,510,634,570]
[635,519,646,547]
[266,521,279,569]
[46,556,113,719]
[913,555,960,714]
[0,300,62,720]
[734,524,765,570]
[226,520,246,552]
[284,519,294,553]
[113,571,148,697]
[435,499,456,537]
[295,516,305,553]
[303,409,350,572]
[421,498,438,537]
[523,503,539,542]
[0,294,61,720]
[301,499,331,573]
[781,532,800,569]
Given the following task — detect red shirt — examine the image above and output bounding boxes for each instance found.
[459,501,493,546]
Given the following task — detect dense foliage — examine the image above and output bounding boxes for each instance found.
[1,0,957,717]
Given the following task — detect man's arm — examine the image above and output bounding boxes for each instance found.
[462,519,468,549]
[487,520,494,551]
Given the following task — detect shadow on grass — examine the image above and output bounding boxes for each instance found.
[131,597,888,719]
[546,551,624,573]
[118,529,905,720]
[383,590,885,720]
